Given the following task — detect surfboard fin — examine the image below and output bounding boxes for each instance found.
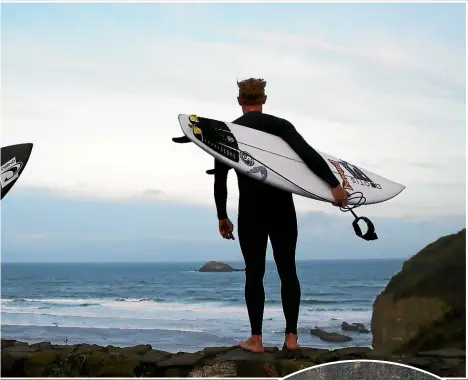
[172,136,191,144]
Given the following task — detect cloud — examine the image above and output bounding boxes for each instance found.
[1,3,465,218]
[1,188,465,263]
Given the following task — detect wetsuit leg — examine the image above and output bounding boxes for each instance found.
[269,200,300,335]
[238,206,269,336]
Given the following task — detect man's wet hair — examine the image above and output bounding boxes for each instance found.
[237,78,267,105]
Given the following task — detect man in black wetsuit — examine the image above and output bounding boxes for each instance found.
[214,78,348,353]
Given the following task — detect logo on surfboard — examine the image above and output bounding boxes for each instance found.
[1,157,23,188]
[240,151,255,166]
[247,166,268,182]
[328,159,381,191]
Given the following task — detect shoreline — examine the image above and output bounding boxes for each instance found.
[1,338,465,377]
[1,322,374,354]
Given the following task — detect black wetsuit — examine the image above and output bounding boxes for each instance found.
[214,111,340,336]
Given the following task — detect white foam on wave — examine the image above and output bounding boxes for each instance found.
[1,309,190,321]
[1,298,265,313]
[0,321,205,333]
[1,297,372,334]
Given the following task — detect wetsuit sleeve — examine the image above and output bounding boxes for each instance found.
[214,159,231,220]
[280,122,340,188]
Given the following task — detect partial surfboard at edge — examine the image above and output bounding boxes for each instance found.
[1,143,34,201]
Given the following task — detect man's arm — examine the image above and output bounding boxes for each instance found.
[280,121,340,188]
[214,159,231,220]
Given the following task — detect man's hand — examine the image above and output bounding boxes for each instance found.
[331,185,349,207]
[219,218,235,240]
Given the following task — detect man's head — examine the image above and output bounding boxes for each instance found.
[237,78,267,113]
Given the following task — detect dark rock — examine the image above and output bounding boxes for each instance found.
[138,348,172,364]
[297,348,330,361]
[3,345,38,359]
[310,328,352,342]
[27,350,61,365]
[51,343,77,351]
[334,347,372,357]
[74,343,103,354]
[275,360,315,377]
[45,351,88,377]
[341,321,370,333]
[31,341,52,351]
[1,351,15,373]
[157,352,206,368]
[276,347,328,361]
[1,339,17,350]
[372,228,466,354]
[202,346,236,358]
[198,261,244,272]
[314,347,371,364]
[1,339,465,378]
[417,348,466,358]
[406,357,433,369]
[86,350,139,377]
[214,347,276,362]
[135,349,173,377]
[107,343,152,355]
[235,359,278,377]
[189,361,237,377]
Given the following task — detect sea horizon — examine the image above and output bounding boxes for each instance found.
[1,258,406,264]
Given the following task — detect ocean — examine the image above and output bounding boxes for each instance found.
[1,260,403,353]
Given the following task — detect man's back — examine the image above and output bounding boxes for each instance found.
[230,110,340,200]
[231,111,294,202]
[233,110,292,137]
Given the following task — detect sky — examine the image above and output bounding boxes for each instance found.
[1,2,466,262]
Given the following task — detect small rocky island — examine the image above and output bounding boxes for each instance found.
[198,261,245,273]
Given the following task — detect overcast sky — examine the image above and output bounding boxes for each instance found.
[1,2,465,262]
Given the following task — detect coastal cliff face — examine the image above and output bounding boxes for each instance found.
[371,228,466,355]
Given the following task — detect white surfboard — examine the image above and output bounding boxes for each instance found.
[175,114,405,205]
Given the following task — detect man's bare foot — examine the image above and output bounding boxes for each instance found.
[284,333,300,350]
[239,335,264,353]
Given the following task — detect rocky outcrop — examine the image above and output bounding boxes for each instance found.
[1,339,465,377]
[371,228,466,356]
[310,328,352,343]
[198,261,244,272]
[341,322,370,334]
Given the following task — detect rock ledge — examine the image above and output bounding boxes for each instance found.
[1,339,465,377]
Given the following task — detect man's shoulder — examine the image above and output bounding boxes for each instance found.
[262,113,295,132]
[234,112,293,128]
